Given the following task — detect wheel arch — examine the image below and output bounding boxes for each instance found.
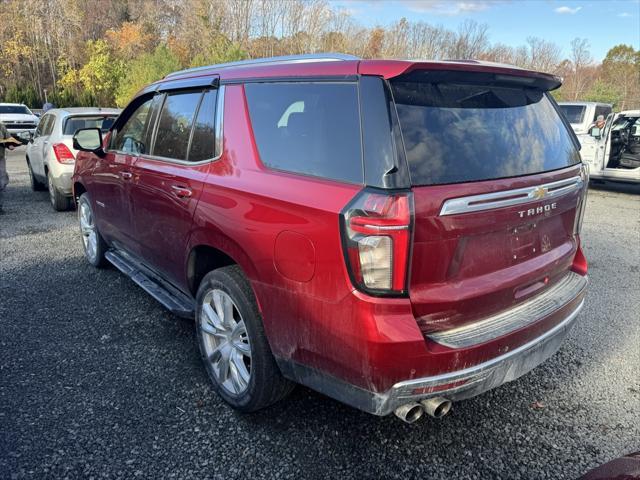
[186,238,262,312]
[73,181,87,204]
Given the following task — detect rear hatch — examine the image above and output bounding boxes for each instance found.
[389,70,586,335]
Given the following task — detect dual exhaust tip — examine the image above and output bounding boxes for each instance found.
[394,397,452,424]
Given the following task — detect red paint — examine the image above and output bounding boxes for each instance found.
[274,231,316,282]
[72,59,587,400]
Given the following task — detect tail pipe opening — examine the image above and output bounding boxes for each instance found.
[394,402,424,424]
[420,397,452,418]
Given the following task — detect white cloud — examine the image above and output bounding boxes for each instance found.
[399,1,500,16]
[554,6,582,14]
[617,12,631,17]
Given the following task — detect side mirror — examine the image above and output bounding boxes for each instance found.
[16,131,33,144]
[589,127,601,139]
[73,128,105,156]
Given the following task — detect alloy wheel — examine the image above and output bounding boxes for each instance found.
[200,289,252,396]
[79,201,98,262]
[47,174,55,206]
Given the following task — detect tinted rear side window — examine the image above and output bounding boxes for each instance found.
[244,82,363,184]
[392,79,580,186]
[153,91,202,161]
[559,105,586,124]
[188,89,217,162]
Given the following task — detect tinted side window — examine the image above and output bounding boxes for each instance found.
[188,89,217,162]
[152,91,202,161]
[36,115,53,137]
[244,82,363,184]
[112,98,153,155]
[594,106,611,121]
[43,115,56,135]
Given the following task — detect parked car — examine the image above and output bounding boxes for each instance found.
[71,54,589,423]
[581,110,640,184]
[558,101,613,136]
[24,107,120,210]
[0,103,39,137]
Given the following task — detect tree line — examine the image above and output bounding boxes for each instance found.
[1,0,638,110]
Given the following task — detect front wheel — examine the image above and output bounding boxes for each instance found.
[196,265,294,412]
[77,193,108,268]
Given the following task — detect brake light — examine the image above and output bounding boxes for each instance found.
[52,143,75,164]
[340,190,413,295]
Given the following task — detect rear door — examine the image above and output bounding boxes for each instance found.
[390,72,585,333]
[129,87,219,287]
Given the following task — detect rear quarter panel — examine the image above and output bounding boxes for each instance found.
[186,84,365,368]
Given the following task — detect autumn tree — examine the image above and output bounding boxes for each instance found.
[602,45,640,110]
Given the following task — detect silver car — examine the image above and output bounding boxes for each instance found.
[24,107,120,210]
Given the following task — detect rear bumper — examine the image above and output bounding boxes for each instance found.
[277,280,586,416]
[50,168,74,195]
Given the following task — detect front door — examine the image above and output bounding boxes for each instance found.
[91,96,156,252]
[130,88,219,288]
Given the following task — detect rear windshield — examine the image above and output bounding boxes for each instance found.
[63,115,118,135]
[0,105,31,115]
[391,78,580,186]
[559,105,586,124]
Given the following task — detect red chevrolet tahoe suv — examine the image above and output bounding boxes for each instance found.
[72,54,588,423]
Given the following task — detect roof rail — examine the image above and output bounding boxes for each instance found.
[164,53,360,79]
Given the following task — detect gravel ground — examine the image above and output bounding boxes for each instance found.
[1,147,639,480]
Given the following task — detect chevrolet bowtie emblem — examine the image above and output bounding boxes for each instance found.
[532,186,548,200]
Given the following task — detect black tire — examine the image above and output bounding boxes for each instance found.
[77,193,108,268]
[47,171,72,211]
[196,265,294,412]
[27,159,46,191]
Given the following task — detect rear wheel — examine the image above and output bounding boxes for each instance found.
[47,172,72,211]
[27,160,46,191]
[196,265,294,412]
[77,193,108,268]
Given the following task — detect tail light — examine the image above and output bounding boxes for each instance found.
[52,143,75,164]
[340,189,413,296]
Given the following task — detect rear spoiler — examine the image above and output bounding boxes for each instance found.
[359,60,562,91]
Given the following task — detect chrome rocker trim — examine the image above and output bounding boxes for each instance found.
[427,271,588,348]
[440,176,583,216]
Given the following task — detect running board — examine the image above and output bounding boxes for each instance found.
[105,249,195,319]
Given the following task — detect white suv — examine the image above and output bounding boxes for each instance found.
[0,103,39,137]
[25,107,120,210]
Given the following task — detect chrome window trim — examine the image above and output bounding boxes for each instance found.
[439,175,583,216]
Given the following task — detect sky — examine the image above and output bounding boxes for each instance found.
[329,0,640,61]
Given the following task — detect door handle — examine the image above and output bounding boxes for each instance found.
[121,171,133,180]
[171,185,193,198]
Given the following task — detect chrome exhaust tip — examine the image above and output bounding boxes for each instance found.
[394,402,424,424]
[420,397,452,418]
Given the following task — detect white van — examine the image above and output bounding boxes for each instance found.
[581,110,640,184]
[558,102,612,135]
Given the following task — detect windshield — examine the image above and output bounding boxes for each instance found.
[559,105,586,124]
[391,75,580,186]
[63,115,118,135]
[0,105,31,115]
